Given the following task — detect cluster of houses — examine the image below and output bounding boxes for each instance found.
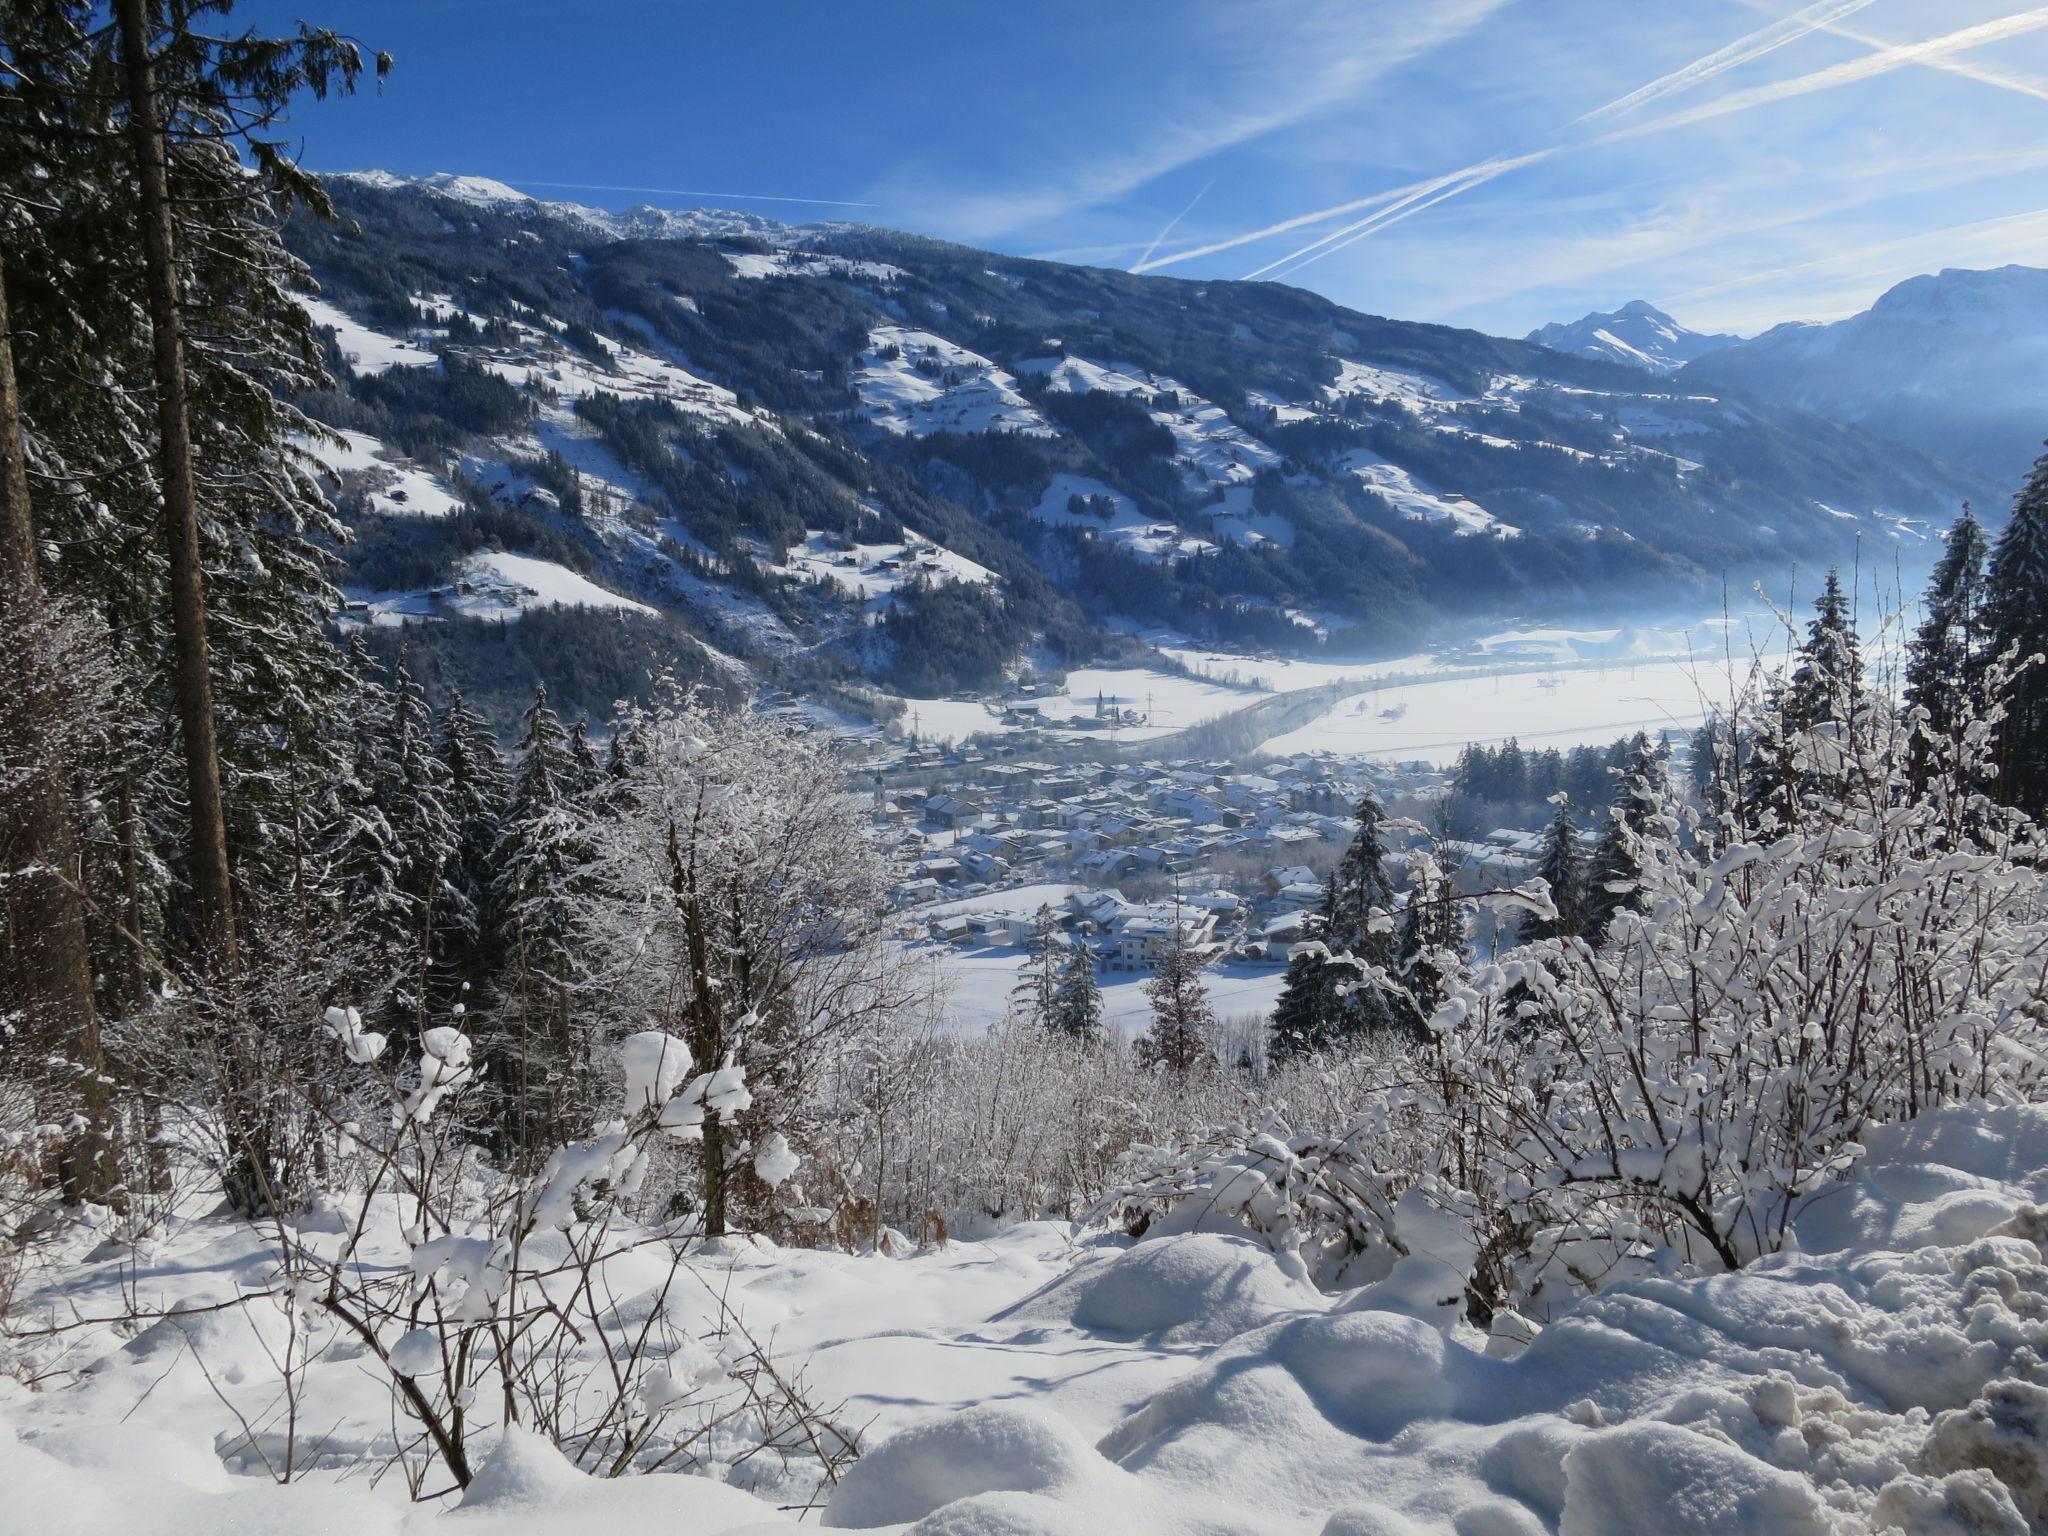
[878,750,1493,972]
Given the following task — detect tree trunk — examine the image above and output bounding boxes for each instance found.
[115,0,237,973]
[0,247,120,1207]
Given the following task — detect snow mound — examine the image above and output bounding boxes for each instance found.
[457,1425,590,1511]
[996,1233,1323,1346]
[823,1403,1104,1528]
[1559,1421,1830,1534]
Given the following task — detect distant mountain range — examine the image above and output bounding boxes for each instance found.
[1526,300,1739,374]
[283,170,1988,726]
[1679,265,2048,489]
[1532,268,2048,489]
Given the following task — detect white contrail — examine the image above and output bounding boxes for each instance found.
[1132,180,1216,273]
[1736,0,2048,104]
[1135,1,2036,278]
[510,179,879,208]
[1239,5,2048,284]
[1632,6,2048,134]
[1241,154,1542,280]
[1577,0,1880,124]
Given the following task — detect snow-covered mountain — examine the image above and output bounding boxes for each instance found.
[284,171,1981,727]
[1526,300,1739,374]
[1681,265,2048,488]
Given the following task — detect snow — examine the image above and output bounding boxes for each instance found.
[772,528,995,613]
[1258,656,1762,764]
[1338,450,1516,538]
[10,1104,2048,1534]
[895,665,1258,745]
[301,427,465,518]
[298,294,441,376]
[854,326,1055,438]
[724,250,907,284]
[348,552,654,627]
[1015,355,1281,488]
[907,937,1289,1033]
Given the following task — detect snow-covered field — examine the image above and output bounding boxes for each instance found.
[915,936,1288,1034]
[896,664,1260,745]
[10,1104,2047,1534]
[1259,654,1764,764]
[854,327,1053,438]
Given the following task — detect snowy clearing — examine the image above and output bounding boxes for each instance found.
[298,294,441,376]
[854,326,1054,438]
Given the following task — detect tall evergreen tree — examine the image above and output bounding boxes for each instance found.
[488,685,590,1154]
[1985,446,2048,817]
[435,690,509,997]
[1904,507,1993,792]
[1785,567,1863,734]
[1137,909,1215,1078]
[1268,940,1344,1061]
[1009,904,1062,1027]
[1520,795,1584,943]
[1394,853,1464,1033]
[1048,937,1104,1043]
[1585,736,1664,945]
[379,657,460,1022]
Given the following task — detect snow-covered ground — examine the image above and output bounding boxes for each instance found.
[346,552,654,626]
[1016,354,1282,488]
[1258,654,1765,764]
[895,664,1260,745]
[10,1104,2047,1534]
[299,294,442,376]
[853,327,1054,438]
[772,529,995,614]
[912,935,1289,1034]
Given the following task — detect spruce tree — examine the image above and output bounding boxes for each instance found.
[1904,507,1993,792]
[1325,790,1401,1036]
[1985,446,2048,817]
[1521,795,1583,943]
[1049,937,1104,1043]
[1585,736,1663,945]
[489,685,590,1153]
[1137,913,1215,1078]
[1269,941,1342,1061]
[1010,904,1062,1027]
[1785,567,1862,734]
[380,657,460,1021]
[435,690,509,996]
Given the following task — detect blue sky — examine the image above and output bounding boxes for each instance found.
[253,0,2048,338]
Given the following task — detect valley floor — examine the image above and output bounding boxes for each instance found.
[7,1105,2048,1534]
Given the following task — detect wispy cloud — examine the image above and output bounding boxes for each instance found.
[878,0,1507,242]
[1138,3,2048,281]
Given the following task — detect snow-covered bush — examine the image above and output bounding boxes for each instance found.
[268,1007,854,1497]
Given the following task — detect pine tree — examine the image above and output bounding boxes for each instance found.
[488,685,590,1154]
[1985,447,2048,817]
[380,657,460,1021]
[1268,941,1343,1061]
[1049,937,1104,1043]
[1322,790,1401,1037]
[1010,904,1062,1027]
[1394,852,1465,1033]
[1521,795,1584,942]
[1904,506,1993,792]
[1585,736,1664,944]
[1784,567,1863,735]
[435,689,509,998]
[1137,912,1215,1077]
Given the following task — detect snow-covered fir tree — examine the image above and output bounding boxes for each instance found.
[1986,444,2048,816]
[1048,937,1104,1043]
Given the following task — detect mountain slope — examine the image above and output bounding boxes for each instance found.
[1681,265,2048,488]
[283,172,1984,724]
[1527,300,1739,373]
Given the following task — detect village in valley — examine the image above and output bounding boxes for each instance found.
[842,721,1586,1036]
